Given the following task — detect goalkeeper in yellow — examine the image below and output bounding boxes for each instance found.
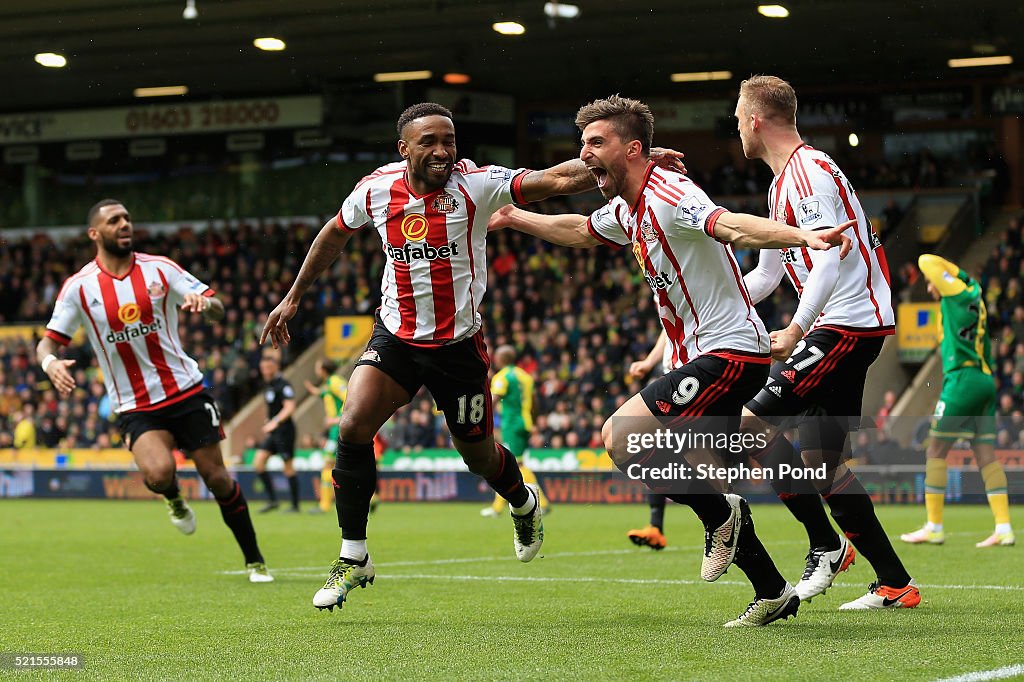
[901,255,1014,547]
[481,346,549,517]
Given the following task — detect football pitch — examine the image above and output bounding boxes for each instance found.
[2,500,1021,681]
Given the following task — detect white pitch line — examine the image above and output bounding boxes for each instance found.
[933,664,1024,682]
[220,563,1024,592]
[218,545,698,574]
[378,573,742,587]
[218,540,810,575]
[359,574,1024,592]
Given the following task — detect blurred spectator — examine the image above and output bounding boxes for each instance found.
[13,405,36,448]
[881,199,905,232]
[875,390,898,432]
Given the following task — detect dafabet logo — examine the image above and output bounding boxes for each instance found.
[400,214,429,241]
[117,303,141,325]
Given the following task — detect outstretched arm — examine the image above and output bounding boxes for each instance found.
[918,254,969,296]
[712,212,853,257]
[517,160,595,202]
[180,293,225,322]
[261,219,355,348]
[517,149,688,203]
[488,205,600,248]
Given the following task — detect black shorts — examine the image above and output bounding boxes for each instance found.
[746,328,886,451]
[641,351,771,419]
[117,389,224,454]
[354,316,492,442]
[257,424,296,460]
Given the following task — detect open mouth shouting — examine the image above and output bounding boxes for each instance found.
[588,165,608,189]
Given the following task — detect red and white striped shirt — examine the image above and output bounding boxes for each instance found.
[336,160,529,344]
[768,145,894,334]
[588,164,770,367]
[45,253,212,413]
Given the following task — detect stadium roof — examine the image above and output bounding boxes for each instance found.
[0,0,1021,113]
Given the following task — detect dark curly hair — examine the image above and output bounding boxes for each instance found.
[396,103,454,136]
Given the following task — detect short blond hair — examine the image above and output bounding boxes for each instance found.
[739,75,797,126]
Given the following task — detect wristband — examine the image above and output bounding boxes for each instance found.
[42,354,57,372]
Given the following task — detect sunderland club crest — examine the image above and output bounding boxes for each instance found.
[432,192,459,214]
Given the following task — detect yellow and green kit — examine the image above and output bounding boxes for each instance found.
[919,255,996,443]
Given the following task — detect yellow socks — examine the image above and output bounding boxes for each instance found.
[320,467,335,513]
[924,458,947,528]
[981,461,1011,528]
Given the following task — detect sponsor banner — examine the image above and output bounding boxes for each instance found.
[381,447,615,471]
[0,447,135,468]
[0,470,35,497]
[4,468,1022,503]
[239,446,616,471]
[897,302,941,362]
[323,316,375,361]
[0,96,322,144]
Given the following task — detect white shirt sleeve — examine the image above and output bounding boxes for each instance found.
[671,182,728,239]
[792,247,840,333]
[743,249,786,305]
[336,182,373,232]
[794,156,847,231]
[166,263,211,306]
[45,281,83,343]
[459,161,533,215]
[586,201,630,247]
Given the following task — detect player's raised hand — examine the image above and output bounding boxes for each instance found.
[650,147,687,175]
[806,219,855,259]
[487,204,517,232]
[260,298,299,349]
[45,358,77,397]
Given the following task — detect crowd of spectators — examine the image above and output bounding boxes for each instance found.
[980,215,1024,449]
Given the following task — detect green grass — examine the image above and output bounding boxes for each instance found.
[1,500,1021,681]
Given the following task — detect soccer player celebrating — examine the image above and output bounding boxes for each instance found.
[490,94,852,626]
[734,75,919,610]
[902,254,1014,547]
[481,345,549,517]
[261,102,629,612]
[37,199,273,583]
